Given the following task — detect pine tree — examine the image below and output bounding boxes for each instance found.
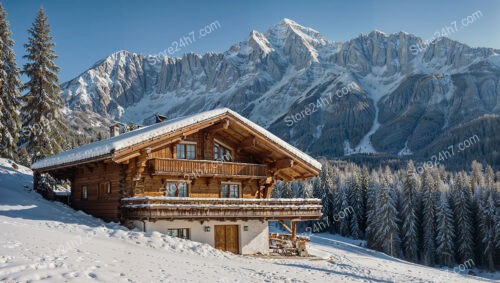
[421,170,437,265]
[435,192,455,267]
[360,166,370,232]
[279,181,294,198]
[366,171,381,249]
[470,161,484,194]
[0,4,22,160]
[452,172,475,263]
[479,188,496,271]
[376,176,400,257]
[316,161,335,227]
[401,161,420,262]
[339,186,351,237]
[348,166,363,239]
[20,7,69,163]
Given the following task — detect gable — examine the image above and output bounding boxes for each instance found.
[32,108,321,179]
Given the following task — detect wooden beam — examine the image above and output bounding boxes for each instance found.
[278,220,292,234]
[205,119,230,133]
[239,136,256,148]
[276,170,294,182]
[113,152,141,164]
[291,221,297,240]
[273,158,294,170]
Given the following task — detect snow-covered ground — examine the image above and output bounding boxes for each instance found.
[0,158,497,282]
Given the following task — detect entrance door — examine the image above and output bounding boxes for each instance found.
[214,225,239,254]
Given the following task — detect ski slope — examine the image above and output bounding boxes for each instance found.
[0,158,497,282]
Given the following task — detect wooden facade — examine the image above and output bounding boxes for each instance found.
[33,109,322,253]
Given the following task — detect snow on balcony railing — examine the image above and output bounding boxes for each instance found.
[120,197,323,220]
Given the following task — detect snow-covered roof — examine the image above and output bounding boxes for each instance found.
[32,108,322,171]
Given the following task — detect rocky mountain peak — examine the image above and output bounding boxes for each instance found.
[59,19,500,168]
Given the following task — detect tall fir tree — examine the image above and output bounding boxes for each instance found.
[20,7,69,163]
[470,161,484,193]
[366,170,381,249]
[401,161,420,262]
[479,188,497,271]
[435,192,455,267]
[348,166,363,239]
[421,170,437,265]
[360,166,370,232]
[339,186,351,237]
[376,175,400,257]
[0,4,22,161]
[452,172,475,263]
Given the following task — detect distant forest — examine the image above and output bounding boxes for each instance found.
[273,160,500,271]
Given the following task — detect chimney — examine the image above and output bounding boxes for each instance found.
[109,124,120,137]
[155,114,168,123]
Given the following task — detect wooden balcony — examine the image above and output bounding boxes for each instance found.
[148,158,268,178]
[120,197,323,221]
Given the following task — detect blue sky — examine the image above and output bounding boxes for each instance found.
[5,0,500,82]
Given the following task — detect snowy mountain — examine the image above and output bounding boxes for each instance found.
[60,19,500,167]
[0,158,497,282]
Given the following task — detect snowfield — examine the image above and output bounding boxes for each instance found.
[0,158,497,282]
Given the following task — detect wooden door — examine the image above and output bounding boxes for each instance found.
[214,225,239,254]
[214,225,226,250]
[225,225,239,253]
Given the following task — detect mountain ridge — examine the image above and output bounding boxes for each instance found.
[59,18,500,168]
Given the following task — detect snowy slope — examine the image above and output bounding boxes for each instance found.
[0,158,496,282]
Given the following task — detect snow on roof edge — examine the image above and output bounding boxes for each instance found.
[32,108,322,171]
[225,109,321,170]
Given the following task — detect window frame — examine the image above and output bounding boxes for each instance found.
[176,142,197,160]
[214,140,232,162]
[81,185,88,200]
[164,180,189,197]
[167,228,190,240]
[220,182,241,198]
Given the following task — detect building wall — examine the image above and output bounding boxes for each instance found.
[139,174,261,198]
[132,219,269,255]
[71,162,123,221]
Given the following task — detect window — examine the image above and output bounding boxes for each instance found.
[165,181,188,197]
[221,183,240,198]
[167,228,190,240]
[178,182,188,197]
[214,142,232,161]
[177,143,196,160]
[98,182,112,199]
[82,185,88,200]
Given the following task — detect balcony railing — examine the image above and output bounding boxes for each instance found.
[148,158,268,178]
[120,197,323,221]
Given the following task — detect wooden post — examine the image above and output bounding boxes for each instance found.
[291,221,297,241]
[33,171,40,192]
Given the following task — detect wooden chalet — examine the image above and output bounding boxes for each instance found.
[32,108,322,254]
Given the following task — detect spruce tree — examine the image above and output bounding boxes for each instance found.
[20,7,69,163]
[0,4,22,160]
[360,166,370,232]
[376,176,400,257]
[366,171,381,249]
[339,186,351,237]
[401,161,420,262]
[421,170,437,265]
[479,188,496,271]
[452,172,475,263]
[348,166,363,239]
[435,192,455,267]
[470,161,484,193]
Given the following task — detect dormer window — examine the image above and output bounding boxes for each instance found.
[176,143,196,160]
